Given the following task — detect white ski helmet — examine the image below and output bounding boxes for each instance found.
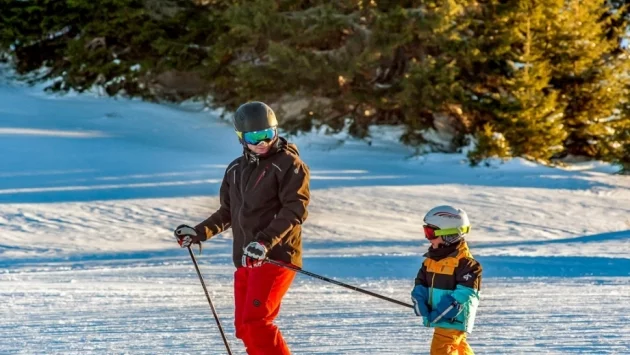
[423,205,471,245]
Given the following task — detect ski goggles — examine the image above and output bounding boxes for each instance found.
[236,127,278,145]
[423,225,471,240]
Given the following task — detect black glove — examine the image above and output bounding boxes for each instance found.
[174,224,201,248]
[242,241,268,268]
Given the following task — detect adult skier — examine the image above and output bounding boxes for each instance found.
[174,101,310,355]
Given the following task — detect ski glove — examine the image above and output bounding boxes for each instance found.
[174,224,201,248]
[242,241,268,268]
[411,285,430,318]
[429,295,463,323]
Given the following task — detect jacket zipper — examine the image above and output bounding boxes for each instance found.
[429,273,436,310]
[238,161,255,243]
[236,159,272,261]
[252,165,269,189]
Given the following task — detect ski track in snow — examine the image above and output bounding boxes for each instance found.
[1,69,630,354]
[2,261,629,354]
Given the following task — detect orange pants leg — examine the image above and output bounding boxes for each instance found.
[430,327,474,355]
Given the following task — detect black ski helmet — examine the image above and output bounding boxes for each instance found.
[233,101,278,133]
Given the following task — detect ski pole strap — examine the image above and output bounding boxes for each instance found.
[264,258,413,309]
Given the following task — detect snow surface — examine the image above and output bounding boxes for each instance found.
[1,75,630,354]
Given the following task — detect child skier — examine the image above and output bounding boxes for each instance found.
[411,205,482,355]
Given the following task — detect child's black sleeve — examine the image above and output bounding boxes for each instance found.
[414,263,429,287]
[455,258,482,291]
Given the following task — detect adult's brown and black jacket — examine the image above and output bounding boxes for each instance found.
[194,137,310,268]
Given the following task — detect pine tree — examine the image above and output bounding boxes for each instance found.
[0,0,81,74]
[610,103,630,173]
[497,0,566,161]
[465,0,566,163]
[207,0,364,131]
[0,0,220,99]
[467,123,512,166]
[1,0,628,168]
[391,1,472,147]
[543,0,630,160]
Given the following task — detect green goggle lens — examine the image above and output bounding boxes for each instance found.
[236,127,277,145]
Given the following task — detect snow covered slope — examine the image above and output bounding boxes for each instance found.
[1,76,629,354]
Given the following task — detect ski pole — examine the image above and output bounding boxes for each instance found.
[187,246,233,355]
[264,258,413,309]
[430,303,456,324]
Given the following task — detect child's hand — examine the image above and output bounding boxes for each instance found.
[411,296,430,317]
[429,295,463,323]
[411,285,430,317]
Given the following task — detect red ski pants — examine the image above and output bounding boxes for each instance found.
[234,262,296,355]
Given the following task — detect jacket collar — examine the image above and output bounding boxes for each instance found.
[424,240,468,261]
[243,137,286,163]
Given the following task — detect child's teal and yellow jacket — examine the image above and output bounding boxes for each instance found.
[411,240,482,333]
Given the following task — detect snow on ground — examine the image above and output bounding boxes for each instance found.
[3,262,630,354]
[1,73,630,354]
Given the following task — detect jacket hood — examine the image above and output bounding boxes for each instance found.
[283,138,300,156]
